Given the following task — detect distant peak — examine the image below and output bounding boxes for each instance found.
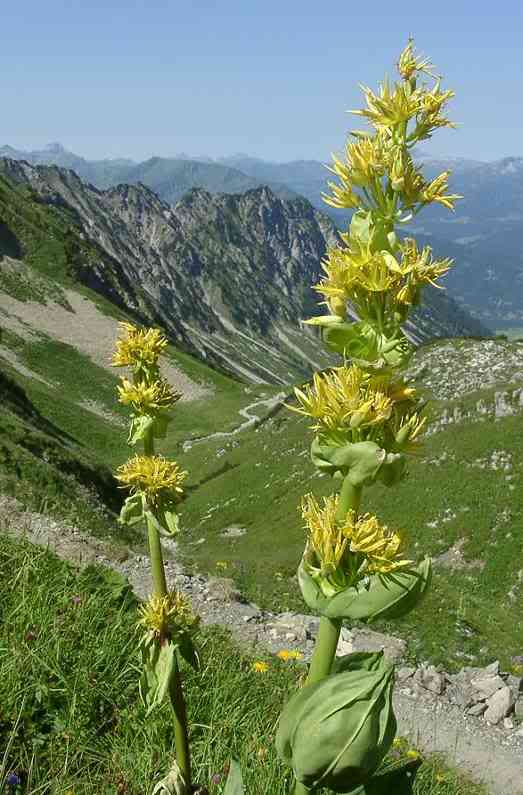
[44,142,66,153]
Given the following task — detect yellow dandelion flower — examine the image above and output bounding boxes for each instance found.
[117,377,181,413]
[406,749,420,759]
[112,322,168,369]
[137,590,198,639]
[342,512,412,574]
[115,455,187,503]
[277,650,292,661]
[253,661,269,673]
[276,649,305,661]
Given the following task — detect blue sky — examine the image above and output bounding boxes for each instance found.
[3,0,521,163]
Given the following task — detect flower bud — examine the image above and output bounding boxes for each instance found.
[276,653,396,792]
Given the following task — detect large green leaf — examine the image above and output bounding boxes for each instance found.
[139,634,177,715]
[276,654,396,792]
[310,438,406,488]
[298,557,431,621]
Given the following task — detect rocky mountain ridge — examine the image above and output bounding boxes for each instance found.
[0,157,491,384]
[2,142,520,327]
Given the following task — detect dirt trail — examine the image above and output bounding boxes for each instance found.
[182,390,287,451]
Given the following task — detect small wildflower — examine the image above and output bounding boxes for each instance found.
[115,455,187,504]
[406,748,420,759]
[215,561,228,570]
[252,661,269,673]
[277,649,304,661]
[210,773,222,785]
[6,773,21,787]
[71,595,82,606]
[277,649,292,661]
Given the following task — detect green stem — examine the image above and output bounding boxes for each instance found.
[143,428,168,598]
[142,426,192,792]
[145,513,168,598]
[292,480,362,795]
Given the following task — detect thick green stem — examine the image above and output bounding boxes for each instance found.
[145,513,168,598]
[292,480,362,795]
[142,426,192,792]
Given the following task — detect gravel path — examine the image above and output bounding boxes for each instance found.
[182,391,287,451]
[2,495,522,795]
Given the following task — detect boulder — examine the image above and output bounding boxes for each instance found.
[483,687,516,725]
[205,577,242,603]
[470,673,506,700]
[414,665,445,695]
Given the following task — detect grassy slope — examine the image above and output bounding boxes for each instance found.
[175,358,523,672]
[0,535,487,795]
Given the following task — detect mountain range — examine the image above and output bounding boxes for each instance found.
[0,156,490,385]
[1,142,520,329]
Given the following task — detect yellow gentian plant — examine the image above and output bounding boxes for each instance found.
[273,40,461,794]
[112,322,199,795]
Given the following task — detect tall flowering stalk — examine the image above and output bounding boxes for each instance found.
[274,40,461,794]
[112,323,199,795]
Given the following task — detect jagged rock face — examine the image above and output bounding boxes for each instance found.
[0,158,491,384]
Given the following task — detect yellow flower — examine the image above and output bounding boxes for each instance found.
[289,365,394,436]
[351,78,422,129]
[253,661,269,673]
[277,649,292,661]
[117,377,181,413]
[215,560,228,569]
[137,590,199,639]
[301,493,348,576]
[420,171,462,210]
[321,175,360,210]
[406,749,420,759]
[397,38,435,81]
[115,455,187,503]
[343,512,412,574]
[277,649,304,661]
[394,411,427,449]
[112,322,168,369]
